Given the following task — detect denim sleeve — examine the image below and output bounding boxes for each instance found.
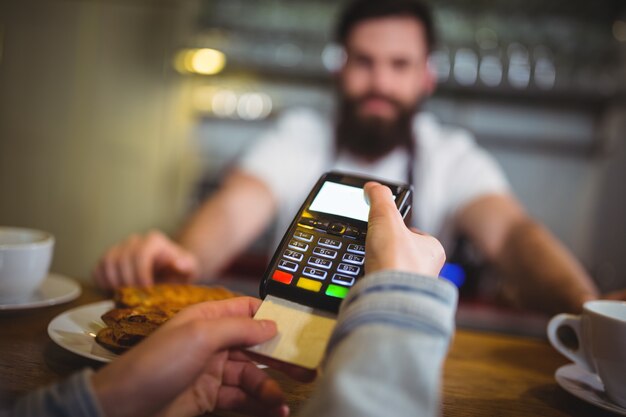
[9,369,105,417]
[299,270,458,417]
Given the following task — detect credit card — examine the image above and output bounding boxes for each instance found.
[247,295,337,370]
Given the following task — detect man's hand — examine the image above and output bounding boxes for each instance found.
[364,182,445,276]
[457,194,600,314]
[92,297,290,417]
[93,230,199,290]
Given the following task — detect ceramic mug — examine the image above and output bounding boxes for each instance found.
[0,227,54,302]
[548,300,626,408]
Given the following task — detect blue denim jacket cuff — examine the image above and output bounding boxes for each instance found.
[13,368,105,417]
[326,270,458,356]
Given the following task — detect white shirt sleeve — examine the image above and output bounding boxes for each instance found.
[442,129,510,216]
[414,115,511,240]
[237,108,333,210]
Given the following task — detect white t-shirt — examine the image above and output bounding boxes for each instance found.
[238,108,510,250]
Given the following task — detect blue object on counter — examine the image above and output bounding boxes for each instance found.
[439,262,466,288]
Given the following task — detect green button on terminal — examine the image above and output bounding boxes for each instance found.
[326,284,349,299]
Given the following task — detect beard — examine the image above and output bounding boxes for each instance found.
[335,92,420,161]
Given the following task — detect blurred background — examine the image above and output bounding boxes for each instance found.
[1,0,625,299]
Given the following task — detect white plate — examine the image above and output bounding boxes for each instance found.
[48,300,118,363]
[47,298,270,368]
[0,273,81,310]
[555,363,626,416]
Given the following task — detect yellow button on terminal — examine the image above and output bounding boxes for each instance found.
[296,277,322,292]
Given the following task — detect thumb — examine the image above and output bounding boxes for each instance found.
[172,250,198,274]
[208,317,278,352]
[364,182,403,225]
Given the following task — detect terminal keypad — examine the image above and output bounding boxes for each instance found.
[271,217,366,300]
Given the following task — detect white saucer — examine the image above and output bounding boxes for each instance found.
[48,300,117,363]
[555,363,626,416]
[0,273,82,311]
[47,299,271,366]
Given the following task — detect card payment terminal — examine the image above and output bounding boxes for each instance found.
[259,171,413,313]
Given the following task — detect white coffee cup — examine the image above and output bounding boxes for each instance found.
[0,227,55,302]
[548,300,626,408]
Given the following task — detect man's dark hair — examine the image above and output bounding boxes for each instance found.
[336,0,436,52]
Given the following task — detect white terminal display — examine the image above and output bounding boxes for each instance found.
[309,181,395,222]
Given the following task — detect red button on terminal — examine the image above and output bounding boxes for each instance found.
[272,270,293,285]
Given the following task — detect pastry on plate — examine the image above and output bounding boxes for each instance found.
[96,283,237,353]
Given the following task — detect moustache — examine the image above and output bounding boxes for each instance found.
[354,94,405,111]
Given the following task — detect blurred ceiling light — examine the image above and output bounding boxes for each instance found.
[237,93,272,120]
[479,56,502,87]
[212,90,238,117]
[429,49,451,83]
[258,93,273,119]
[507,43,530,89]
[613,20,626,42]
[453,48,478,86]
[534,57,556,90]
[322,44,346,73]
[508,63,530,89]
[174,48,226,75]
[190,48,226,75]
[190,85,273,120]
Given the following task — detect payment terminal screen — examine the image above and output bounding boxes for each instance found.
[309,181,394,222]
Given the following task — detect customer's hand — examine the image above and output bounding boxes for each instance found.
[364,182,445,277]
[93,230,199,290]
[92,297,296,417]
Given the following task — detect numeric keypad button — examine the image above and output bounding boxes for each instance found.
[288,239,309,252]
[318,237,342,249]
[294,230,314,242]
[283,249,304,262]
[313,247,337,259]
[302,266,327,280]
[332,274,355,287]
[347,244,365,255]
[342,253,364,265]
[278,259,298,272]
[308,256,332,269]
[337,263,360,275]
